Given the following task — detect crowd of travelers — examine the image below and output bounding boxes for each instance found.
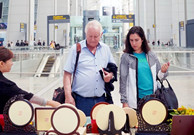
[5,39,61,50]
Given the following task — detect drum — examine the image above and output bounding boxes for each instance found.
[123,107,138,127]
[62,103,86,127]
[8,99,33,127]
[90,102,109,120]
[50,104,80,135]
[77,109,86,127]
[138,95,168,126]
[96,104,126,131]
[87,102,109,133]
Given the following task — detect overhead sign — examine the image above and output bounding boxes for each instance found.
[48,15,70,24]
[112,14,135,23]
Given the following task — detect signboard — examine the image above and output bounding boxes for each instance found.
[47,15,70,46]
[34,25,37,30]
[48,15,70,24]
[112,14,135,23]
[20,23,26,32]
[179,21,184,31]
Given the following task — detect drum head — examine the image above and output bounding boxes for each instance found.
[141,99,167,125]
[61,103,77,110]
[77,109,86,127]
[8,99,33,127]
[96,104,126,131]
[62,103,86,127]
[51,105,80,134]
[90,102,109,120]
[123,107,138,127]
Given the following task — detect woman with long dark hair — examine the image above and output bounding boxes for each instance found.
[119,26,169,109]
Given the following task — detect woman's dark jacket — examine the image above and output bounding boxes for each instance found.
[0,71,33,114]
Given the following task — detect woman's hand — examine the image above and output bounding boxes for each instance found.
[47,100,61,108]
[161,62,170,73]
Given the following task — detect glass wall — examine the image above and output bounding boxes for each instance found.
[2,0,194,103]
[5,46,194,95]
[0,0,9,23]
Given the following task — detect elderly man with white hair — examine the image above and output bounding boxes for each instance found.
[63,20,116,116]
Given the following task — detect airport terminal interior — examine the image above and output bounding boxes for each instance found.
[0,0,194,134]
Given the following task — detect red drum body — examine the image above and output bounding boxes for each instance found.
[87,102,109,133]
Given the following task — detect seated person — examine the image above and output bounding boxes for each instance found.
[0,47,61,114]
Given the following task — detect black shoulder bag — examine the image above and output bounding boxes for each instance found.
[155,78,178,109]
[52,43,81,103]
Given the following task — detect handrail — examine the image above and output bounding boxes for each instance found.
[116,50,194,54]
[8,48,194,77]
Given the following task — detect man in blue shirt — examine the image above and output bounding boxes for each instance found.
[63,20,116,116]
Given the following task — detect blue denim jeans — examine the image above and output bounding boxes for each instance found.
[74,93,106,116]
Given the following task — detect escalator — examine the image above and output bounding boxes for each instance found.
[41,56,55,77]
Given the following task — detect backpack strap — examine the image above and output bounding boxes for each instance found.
[72,43,81,84]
